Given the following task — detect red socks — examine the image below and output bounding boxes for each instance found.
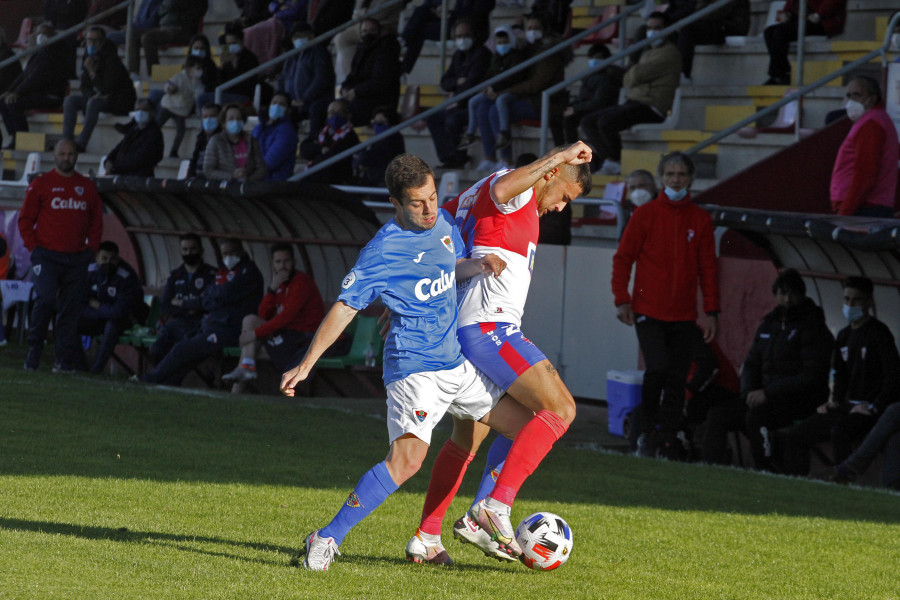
[419,439,475,535]
[489,410,569,506]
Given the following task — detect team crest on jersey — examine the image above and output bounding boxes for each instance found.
[413,409,428,423]
[227,271,235,281]
[107,287,117,297]
[195,277,204,289]
[342,271,357,289]
[33,264,41,276]
[206,333,218,344]
[346,493,363,508]
[687,229,695,242]
[440,235,454,253]
[75,186,84,196]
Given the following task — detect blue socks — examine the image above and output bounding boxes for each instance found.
[320,461,399,546]
[470,435,512,512]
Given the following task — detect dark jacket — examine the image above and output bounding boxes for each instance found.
[44,0,88,29]
[501,38,570,114]
[570,65,624,114]
[353,131,405,186]
[201,257,264,333]
[484,47,527,94]
[832,318,900,414]
[86,0,128,29]
[83,259,143,323]
[0,44,23,95]
[449,0,495,43]
[220,47,260,99]
[253,116,299,181]
[133,0,163,30]
[8,42,69,99]
[307,0,355,37]
[278,43,335,107]
[440,45,491,95]
[342,34,402,122]
[783,0,846,38]
[189,126,220,177]
[107,121,165,177]
[79,38,136,115]
[158,0,208,34]
[740,297,834,414]
[160,262,218,321]
[695,0,750,35]
[300,122,359,184]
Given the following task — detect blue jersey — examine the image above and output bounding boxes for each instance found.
[339,209,466,384]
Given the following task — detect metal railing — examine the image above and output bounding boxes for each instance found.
[290,1,646,182]
[214,0,408,103]
[538,0,736,155]
[0,0,136,72]
[685,11,900,156]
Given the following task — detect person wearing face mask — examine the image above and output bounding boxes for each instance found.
[129,0,208,79]
[830,76,899,218]
[204,103,267,182]
[188,35,221,108]
[149,233,218,365]
[561,44,623,145]
[277,22,335,135]
[424,18,491,169]
[399,0,494,75]
[784,276,900,479]
[157,55,206,158]
[252,92,299,181]
[341,18,402,125]
[197,24,262,110]
[104,98,165,177]
[62,27,136,153]
[333,0,404,84]
[353,106,405,186]
[188,103,222,178]
[0,23,68,150]
[299,99,360,184]
[612,152,721,461]
[624,169,658,212]
[580,12,680,175]
[243,0,306,67]
[76,241,144,374]
[141,238,264,386]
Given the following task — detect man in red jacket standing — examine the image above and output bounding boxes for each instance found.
[222,242,326,392]
[611,151,720,460]
[18,138,103,372]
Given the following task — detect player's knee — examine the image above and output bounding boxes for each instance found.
[553,396,576,426]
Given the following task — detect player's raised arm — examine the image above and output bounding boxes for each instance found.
[456,254,506,280]
[492,141,593,205]
[281,300,358,396]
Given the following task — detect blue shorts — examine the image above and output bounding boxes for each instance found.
[457,322,547,391]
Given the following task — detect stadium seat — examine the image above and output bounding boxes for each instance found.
[438,171,459,205]
[631,88,681,132]
[11,17,33,50]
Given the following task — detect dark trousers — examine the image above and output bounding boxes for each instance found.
[677,21,727,78]
[688,387,744,465]
[784,409,878,476]
[0,93,64,137]
[149,316,200,364]
[426,105,469,164]
[27,247,93,370]
[634,316,703,437]
[400,5,443,74]
[295,97,329,139]
[78,315,132,374]
[580,100,663,165]
[764,17,826,78]
[142,325,235,385]
[744,397,817,472]
[843,403,900,488]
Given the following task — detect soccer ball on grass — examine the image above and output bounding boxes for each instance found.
[515,512,573,571]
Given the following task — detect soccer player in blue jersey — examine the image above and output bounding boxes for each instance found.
[280,153,533,571]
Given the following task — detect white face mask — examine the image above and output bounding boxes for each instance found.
[844,99,867,121]
[36,34,49,46]
[629,188,653,207]
[455,37,473,52]
[646,29,664,47]
[664,186,687,201]
[525,30,543,44]
[222,255,240,270]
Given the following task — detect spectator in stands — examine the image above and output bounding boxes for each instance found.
[188,35,221,97]
[129,0,208,78]
[763,0,846,85]
[299,98,360,184]
[86,0,128,33]
[677,0,750,82]
[77,240,143,374]
[624,168,658,211]
[489,16,571,165]
[399,0,493,75]
[141,238,263,385]
[222,242,326,393]
[104,98,165,177]
[424,18,490,169]
[189,103,221,177]
[661,0,694,25]
[44,0,88,78]
[528,0,573,37]
[833,403,900,489]
[243,0,306,66]
[18,139,102,372]
[580,12,681,175]
[737,268,833,472]
[149,232,217,365]
[457,26,526,172]
[306,0,355,37]
[107,0,162,49]
[611,152,719,460]
[157,55,206,158]
[0,28,23,97]
[340,17,402,125]
[197,23,261,109]
[278,22,335,136]
[253,92,299,181]
[333,0,404,83]
[353,106,404,186]
[561,44,623,145]
[784,276,900,476]
[830,76,899,218]
[203,103,267,182]
[62,27,136,153]
[0,23,70,150]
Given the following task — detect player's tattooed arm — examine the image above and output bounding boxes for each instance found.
[493,142,593,205]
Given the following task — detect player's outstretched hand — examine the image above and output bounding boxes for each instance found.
[562,141,593,166]
[481,253,507,278]
[280,365,311,397]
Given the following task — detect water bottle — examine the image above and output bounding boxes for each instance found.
[365,342,376,367]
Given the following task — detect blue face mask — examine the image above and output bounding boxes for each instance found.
[373,122,389,135]
[86,44,99,56]
[202,116,218,132]
[225,119,244,135]
[191,48,207,58]
[495,43,511,56]
[664,186,687,201]
[327,114,347,130]
[588,58,601,69]
[132,109,150,125]
[228,43,242,55]
[842,304,865,323]
[293,38,308,50]
[268,104,287,121]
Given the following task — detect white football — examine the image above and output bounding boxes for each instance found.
[515,512,574,571]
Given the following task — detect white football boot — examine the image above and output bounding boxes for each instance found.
[452,514,517,562]
[300,530,340,571]
[469,499,522,557]
[405,530,454,565]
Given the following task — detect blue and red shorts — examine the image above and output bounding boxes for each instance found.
[457,322,547,391]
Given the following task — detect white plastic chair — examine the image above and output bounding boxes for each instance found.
[97,155,108,176]
[438,171,459,205]
[18,152,41,184]
[177,159,191,179]
[631,88,681,132]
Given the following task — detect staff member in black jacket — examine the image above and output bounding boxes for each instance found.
[104,98,165,177]
[341,18,401,125]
